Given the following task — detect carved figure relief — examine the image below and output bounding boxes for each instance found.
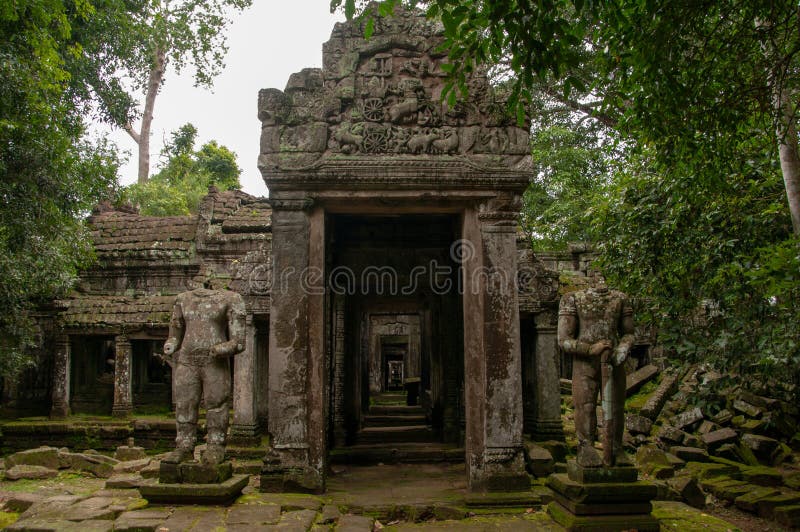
[257,5,532,170]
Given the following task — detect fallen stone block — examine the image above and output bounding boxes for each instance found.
[712,443,741,462]
[682,433,704,448]
[537,440,569,463]
[756,493,800,519]
[774,504,800,528]
[114,440,147,462]
[741,434,780,464]
[697,421,720,435]
[734,487,782,513]
[736,442,761,466]
[61,452,115,478]
[702,428,738,449]
[139,460,160,479]
[699,476,745,498]
[626,364,659,396]
[739,391,778,410]
[636,445,670,468]
[639,372,679,420]
[0,492,45,512]
[669,446,710,463]
[784,471,800,490]
[733,400,763,419]
[626,414,653,436]
[712,409,733,426]
[112,458,151,474]
[673,408,704,432]
[740,419,767,433]
[658,426,687,445]
[741,466,783,487]
[667,476,705,508]
[523,441,555,477]
[5,447,60,470]
[105,474,142,490]
[5,465,58,480]
[685,461,738,481]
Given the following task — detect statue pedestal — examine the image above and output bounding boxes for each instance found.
[546,460,659,531]
[138,461,246,505]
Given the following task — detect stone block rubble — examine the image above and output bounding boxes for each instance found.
[625,365,800,528]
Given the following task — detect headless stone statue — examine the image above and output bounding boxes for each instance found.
[557,281,635,468]
[162,286,246,465]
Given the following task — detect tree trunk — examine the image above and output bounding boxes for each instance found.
[775,85,800,236]
[125,47,166,184]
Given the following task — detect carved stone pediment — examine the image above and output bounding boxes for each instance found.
[258,6,532,191]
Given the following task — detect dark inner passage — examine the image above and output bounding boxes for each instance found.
[327,214,465,457]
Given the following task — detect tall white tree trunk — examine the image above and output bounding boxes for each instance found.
[125,47,166,184]
[775,85,800,236]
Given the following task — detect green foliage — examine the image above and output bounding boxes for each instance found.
[0,1,123,377]
[121,123,241,215]
[333,0,800,397]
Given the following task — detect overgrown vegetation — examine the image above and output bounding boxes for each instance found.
[0,2,247,377]
[335,0,800,400]
[120,123,242,215]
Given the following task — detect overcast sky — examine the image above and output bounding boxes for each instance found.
[97,2,344,197]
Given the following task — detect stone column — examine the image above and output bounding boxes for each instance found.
[462,195,529,492]
[531,309,565,441]
[112,334,133,418]
[51,333,71,418]
[232,315,260,444]
[264,197,325,492]
[332,295,346,447]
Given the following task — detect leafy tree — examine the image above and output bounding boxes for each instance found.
[108,0,253,183]
[522,101,624,249]
[334,1,800,396]
[0,1,124,376]
[121,123,241,215]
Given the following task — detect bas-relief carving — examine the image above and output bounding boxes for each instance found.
[258,6,531,171]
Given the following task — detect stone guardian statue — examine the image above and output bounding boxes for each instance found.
[557,280,635,468]
[162,284,246,465]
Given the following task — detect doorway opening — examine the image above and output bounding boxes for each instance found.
[327,213,465,463]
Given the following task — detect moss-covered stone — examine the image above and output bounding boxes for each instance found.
[740,466,782,487]
[651,501,742,531]
[734,487,782,512]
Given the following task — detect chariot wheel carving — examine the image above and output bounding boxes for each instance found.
[362,98,385,122]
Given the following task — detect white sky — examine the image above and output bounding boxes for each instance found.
[98,2,344,197]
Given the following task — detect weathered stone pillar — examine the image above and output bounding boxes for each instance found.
[462,196,529,492]
[531,309,565,441]
[332,295,346,447]
[263,198,326,492]
[112,334,133,418]
[232,315,260,444]
[50,333,71,418]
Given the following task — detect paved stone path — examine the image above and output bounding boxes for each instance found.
[0,463,742,531]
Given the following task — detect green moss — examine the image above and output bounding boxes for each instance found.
[625,377,660,413]
[652,501,742,531]
[0,512,19,528]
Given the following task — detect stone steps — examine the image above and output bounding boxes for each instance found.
[368,404,425,416]
[357,425,434,444]
[329,442,464,465]
[363,414,427,426]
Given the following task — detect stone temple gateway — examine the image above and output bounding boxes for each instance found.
[6,7,655,494]
[259,8,534,492]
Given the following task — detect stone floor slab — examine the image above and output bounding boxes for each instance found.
[226,503,281,524]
